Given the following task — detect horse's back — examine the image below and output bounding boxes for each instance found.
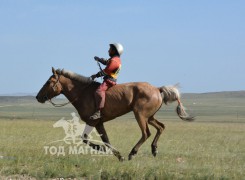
[107,82,160,98]
[106,82,152,101]
[103,82,162,120]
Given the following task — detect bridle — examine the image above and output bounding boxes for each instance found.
[45,74,93,107]
[45,74,76,107]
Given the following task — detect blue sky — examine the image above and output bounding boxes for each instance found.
[0,0,244,94]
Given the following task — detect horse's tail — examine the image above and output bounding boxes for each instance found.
[158,85,195,121]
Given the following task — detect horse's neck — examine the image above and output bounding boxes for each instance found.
[60,76,87,100]
[60,76,95,115]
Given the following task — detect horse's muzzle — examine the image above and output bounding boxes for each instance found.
[36,95,47,103]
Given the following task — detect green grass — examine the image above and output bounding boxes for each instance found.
[0,94,245,179]
[0,119,244,179]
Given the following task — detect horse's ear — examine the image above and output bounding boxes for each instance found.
[52,67,57,75]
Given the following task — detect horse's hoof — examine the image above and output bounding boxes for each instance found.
[128,154,135,160]
[152,146,158,157]
[128,149,137,160]
[152,150,158,157]
[119,156,125,162]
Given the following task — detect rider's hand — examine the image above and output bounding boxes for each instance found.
[94,56,100,61]
[90,74,97,80]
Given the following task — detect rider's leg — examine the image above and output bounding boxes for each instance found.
[90,81,109,120]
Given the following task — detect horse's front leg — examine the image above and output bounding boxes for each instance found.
[95,122,125,162]
[80,123,124,161]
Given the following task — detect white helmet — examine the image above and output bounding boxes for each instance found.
[110,43,123,56]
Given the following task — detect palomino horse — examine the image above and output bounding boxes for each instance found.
[36,67,194,161]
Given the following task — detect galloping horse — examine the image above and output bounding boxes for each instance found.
[36,67,194,161]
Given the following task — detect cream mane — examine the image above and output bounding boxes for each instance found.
[56,69,93,84]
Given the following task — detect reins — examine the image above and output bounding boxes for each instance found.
[48,98,77,107]
[47,74,93,108]
[97,60,103,71]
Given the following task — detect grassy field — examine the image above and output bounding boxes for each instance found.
[0,93,244,179]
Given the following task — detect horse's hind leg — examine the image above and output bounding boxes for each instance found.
[95,123,125,161]
[128,113,151,160]
[148,116,165,157]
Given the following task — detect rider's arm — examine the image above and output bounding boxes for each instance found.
[95,70,106,78]
[95,59,120,77]
[94,56,108,65]
[98,58,108,65]
[92,58,120,79]
[103,59,121,75]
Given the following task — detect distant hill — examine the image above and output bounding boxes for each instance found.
[0,91,244,104]
[0,95,67,104]
[0,96,35,104]
[0,91,244,122]
[182,91,245,99]
[0,93,37,96]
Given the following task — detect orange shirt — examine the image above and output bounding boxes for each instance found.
[103,56,121,79]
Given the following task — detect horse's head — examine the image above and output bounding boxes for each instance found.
[36,67,63,103]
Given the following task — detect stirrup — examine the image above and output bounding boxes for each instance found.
[89,110,101,120]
